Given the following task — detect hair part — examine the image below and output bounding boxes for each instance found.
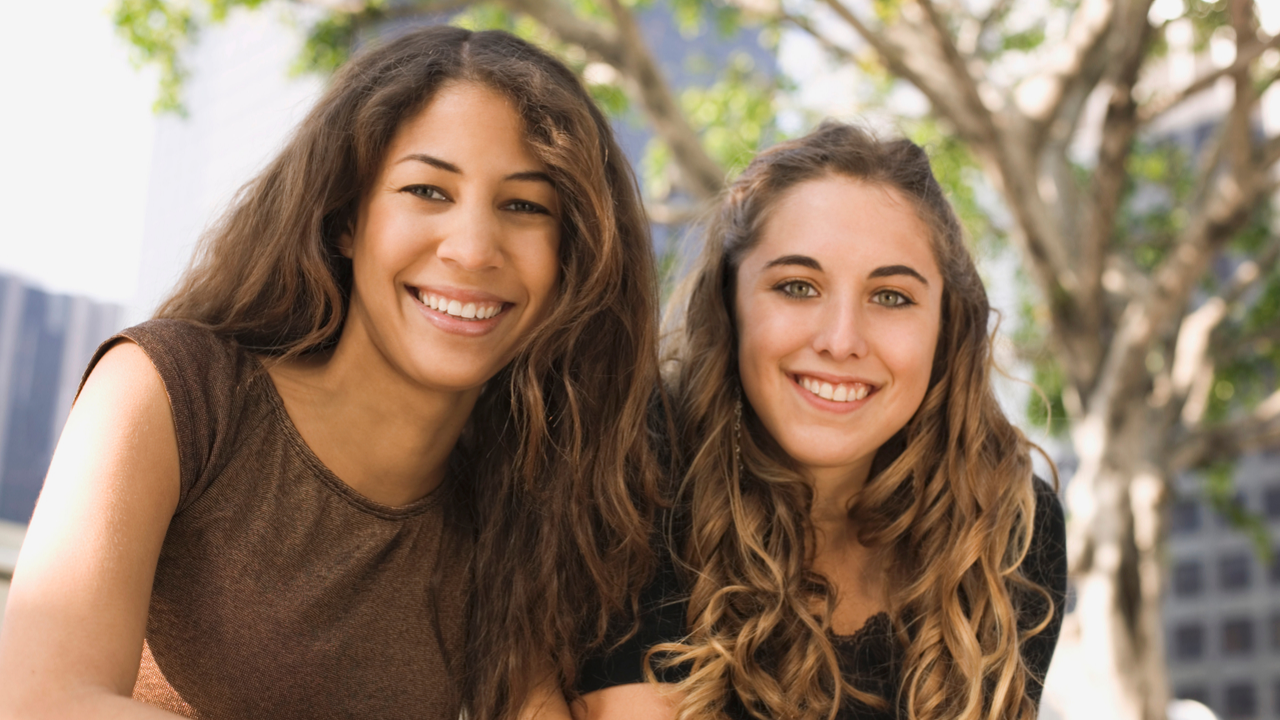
[157,26,664,719]
[657,121,1055,720]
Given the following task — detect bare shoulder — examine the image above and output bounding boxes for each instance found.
[574,684,679,720]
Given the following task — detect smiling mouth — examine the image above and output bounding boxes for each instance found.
[794,375,875,403]
[411,288,507,321]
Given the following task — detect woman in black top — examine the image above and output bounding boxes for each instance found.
[576,122,1067,720]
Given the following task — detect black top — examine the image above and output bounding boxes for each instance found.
[578,479,1067,719]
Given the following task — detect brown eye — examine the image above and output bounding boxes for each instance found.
[503,199,550,215]
[405,185,448,201]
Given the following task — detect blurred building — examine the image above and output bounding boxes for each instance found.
[1164,455,1280,720]
[0,271,124,617]
[0,272,123,525]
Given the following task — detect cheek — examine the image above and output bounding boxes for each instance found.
[518,228,562,313]
[879,318,938,401]
[735,297,805,401]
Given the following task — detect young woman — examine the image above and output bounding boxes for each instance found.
[0,27,663,720]
[577,122,1067,720]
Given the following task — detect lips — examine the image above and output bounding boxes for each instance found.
[793,374,875,403]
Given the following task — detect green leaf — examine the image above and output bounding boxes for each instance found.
[111,0,197,113]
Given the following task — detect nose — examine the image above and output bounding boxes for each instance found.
[812,299,869,359]
[436,203,504,272]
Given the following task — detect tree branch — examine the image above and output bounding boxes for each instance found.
[499,0,726,200]
[1075,8,1155,387]
[814,0,992,143]
[499,0,619,61]
[1011,0,1116,139]
[1173,389,1280,469]
[1138,31,1280,126]
[916,0,996,136]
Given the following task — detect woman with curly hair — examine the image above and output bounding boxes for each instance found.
[575,121,1067,720]
[0,27,664,720]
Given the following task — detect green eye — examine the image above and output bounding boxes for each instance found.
[873,290,911,307]
[776,280,817,298]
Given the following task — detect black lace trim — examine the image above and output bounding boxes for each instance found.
[831,611,891,646]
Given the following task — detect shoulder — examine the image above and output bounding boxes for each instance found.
[1029,476,1066,568]
[80,319,263,510]
[82,319,259,410]
[1017,475,1067,629]
[114,319,243,379]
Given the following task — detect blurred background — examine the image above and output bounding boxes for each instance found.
[1,1,1278,719]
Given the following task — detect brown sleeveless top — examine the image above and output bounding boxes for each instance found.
[84,320,471,720]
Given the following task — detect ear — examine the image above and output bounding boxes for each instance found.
[337,227,355,259]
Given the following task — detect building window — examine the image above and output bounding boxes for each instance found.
[1270,548,1280,586]
[1214,491,1248,529]
[1174,684,1209,705]
[1171,499,1201,535]
[1222,617,1254,656]
[1173,622,1205,661]
[1219,552,1252,592]
[1264,485,1280,520]
[1223,682,1257,718]
[1171,560,1203,598]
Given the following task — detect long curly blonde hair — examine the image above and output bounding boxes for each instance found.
[656,121,1057,720]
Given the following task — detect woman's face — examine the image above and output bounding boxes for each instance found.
[341,81,562,392]
[734,176,943,486]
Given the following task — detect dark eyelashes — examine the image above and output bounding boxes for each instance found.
[401,186,551,215]
[504,200,551,215]
[769,280,917,307]
[403,184,448,201]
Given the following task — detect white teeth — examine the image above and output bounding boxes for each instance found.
[416,290,501,320]
[798,376,871,403]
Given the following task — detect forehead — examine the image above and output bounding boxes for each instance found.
[749,176,939,278]
[382,81,540,167]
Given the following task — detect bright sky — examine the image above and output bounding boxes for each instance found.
[0,0,156,305]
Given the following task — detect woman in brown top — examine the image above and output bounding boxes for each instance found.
[0,27,664,720]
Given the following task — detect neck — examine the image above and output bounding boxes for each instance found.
[805,459,889,633]
[805,460,871,551]
[267,321,481,507]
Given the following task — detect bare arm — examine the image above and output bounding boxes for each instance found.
[0,342,186,719]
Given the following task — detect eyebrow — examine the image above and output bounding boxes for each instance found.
[397,154,554,185]
[869,264,929,286]
[762,256,930,286]
[763,255,822,270]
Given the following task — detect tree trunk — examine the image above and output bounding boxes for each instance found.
[1065,407,1170,720]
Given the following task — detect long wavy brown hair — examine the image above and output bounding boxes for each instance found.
[657,121,1056,720]
[156,27,663,720]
